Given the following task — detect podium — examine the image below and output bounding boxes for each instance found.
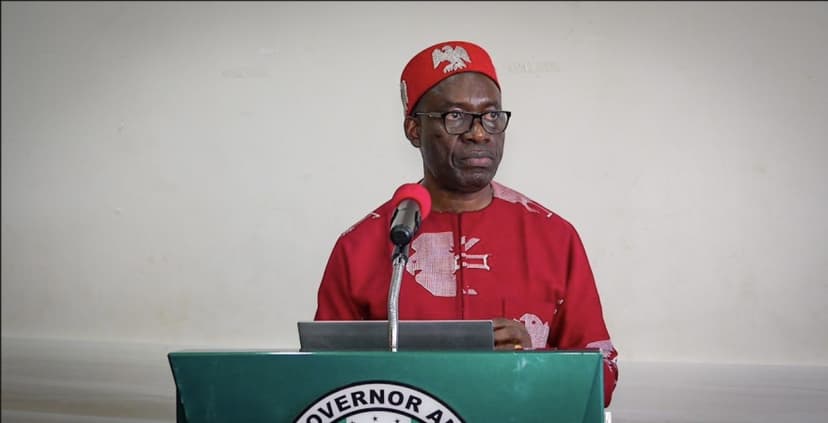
[168,350,605,422]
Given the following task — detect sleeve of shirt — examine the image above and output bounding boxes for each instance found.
[313,237,364,321]
[551,225,619,407]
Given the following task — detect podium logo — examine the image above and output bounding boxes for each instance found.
[295,381,464,423]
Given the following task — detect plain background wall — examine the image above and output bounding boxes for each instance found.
[3,1,828,370]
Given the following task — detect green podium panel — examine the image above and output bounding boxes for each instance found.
[168,350,604,423]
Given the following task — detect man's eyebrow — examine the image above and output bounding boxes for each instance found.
[438,100,501,109]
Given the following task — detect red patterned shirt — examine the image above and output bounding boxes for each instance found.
[314,181,618,406]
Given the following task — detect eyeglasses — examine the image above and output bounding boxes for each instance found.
[412,110,512,135]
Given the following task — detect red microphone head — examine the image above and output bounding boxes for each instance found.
[391,183,431,221]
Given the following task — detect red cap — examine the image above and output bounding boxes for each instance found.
[400,40,500,116]
[391,183,431,221]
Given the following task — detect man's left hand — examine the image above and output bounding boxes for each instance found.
[492,317,532,350]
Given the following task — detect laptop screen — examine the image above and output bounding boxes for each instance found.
[297,320,494,352]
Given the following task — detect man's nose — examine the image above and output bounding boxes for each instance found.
[462,117,489,143]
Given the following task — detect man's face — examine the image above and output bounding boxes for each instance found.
[405,72,505,194]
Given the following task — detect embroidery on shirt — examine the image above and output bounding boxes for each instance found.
[460,236,490,270]
[519,313,550,349]
[586,339,617,361]
[491,181,555,217]
[406,232,491,297]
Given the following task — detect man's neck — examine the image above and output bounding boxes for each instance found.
[423,182,494,213]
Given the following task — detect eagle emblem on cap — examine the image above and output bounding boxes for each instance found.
[432,45,471,73]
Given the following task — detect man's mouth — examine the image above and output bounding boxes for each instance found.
[459,156,494,167]
[456,151,495,168]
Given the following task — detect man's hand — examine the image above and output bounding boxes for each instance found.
[492,318,532,350]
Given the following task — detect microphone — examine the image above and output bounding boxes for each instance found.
[389,183,432,247]
[387,183,431,351]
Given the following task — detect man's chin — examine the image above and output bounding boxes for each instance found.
[455,172,495,193]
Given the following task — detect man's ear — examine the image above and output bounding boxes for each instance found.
[404,116,421,148]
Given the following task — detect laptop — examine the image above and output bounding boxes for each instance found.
[297,320,494,352]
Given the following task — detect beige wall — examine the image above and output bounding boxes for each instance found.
[3,1,827,366]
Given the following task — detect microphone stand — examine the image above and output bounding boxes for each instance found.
[388,243,409,352]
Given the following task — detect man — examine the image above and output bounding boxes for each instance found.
[314,40,618,406]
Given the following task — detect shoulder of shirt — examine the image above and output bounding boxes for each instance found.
[336,198,395,241]
[491,180,578,231]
